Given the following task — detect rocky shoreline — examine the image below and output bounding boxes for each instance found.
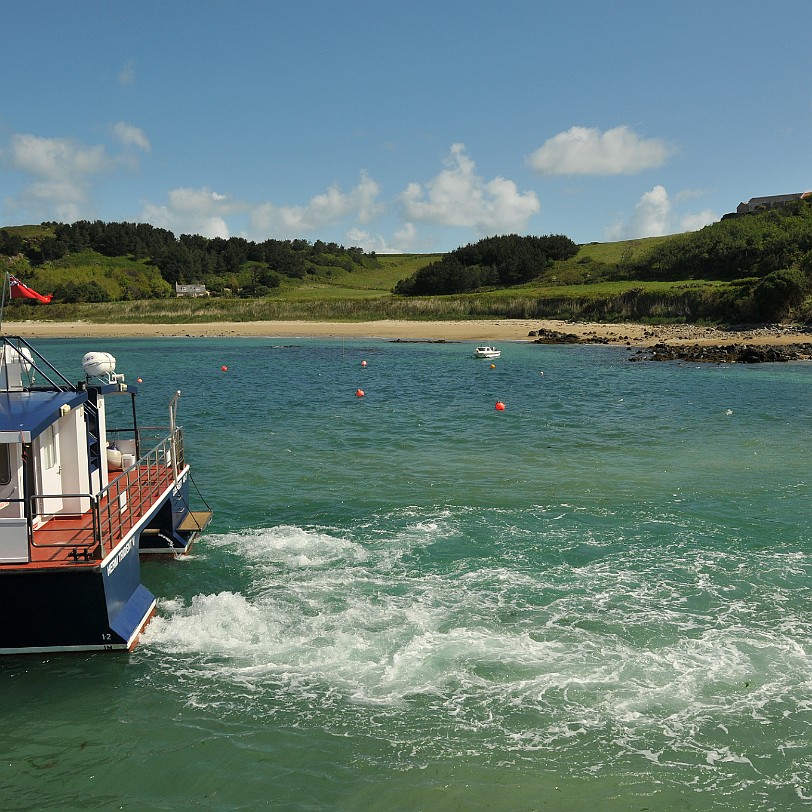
[529,327,812,363]
[630,342,812,363]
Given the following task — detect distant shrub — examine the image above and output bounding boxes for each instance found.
[395,234,579,295]
[751,268,808,320]
[52,281,111,303]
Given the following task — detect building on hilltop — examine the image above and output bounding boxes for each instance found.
[736,192,811,214]
[175,283,208,297]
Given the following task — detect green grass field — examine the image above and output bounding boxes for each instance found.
[2,224,53,241]
[573,235,674,264]
[272,254,444,299]
[2,227,783,324]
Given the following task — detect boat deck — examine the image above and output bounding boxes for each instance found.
[2,460,179,570]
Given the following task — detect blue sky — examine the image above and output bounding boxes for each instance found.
[2,1,811,253]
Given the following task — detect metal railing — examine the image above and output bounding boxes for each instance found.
[0,335,76,392]
[25,427,185,561]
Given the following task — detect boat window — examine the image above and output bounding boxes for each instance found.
[0,445,10,485]
[41,425,57,470]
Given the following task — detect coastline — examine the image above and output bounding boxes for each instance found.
[3,318,812,347]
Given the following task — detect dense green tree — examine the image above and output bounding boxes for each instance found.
[52,280,111,303]
[751,268,808,320]
[637,200,812,281]
[395,234,577,295]
[221,238,249,274]
[39,236,68,262]
[1,219,376,299]
[155,242,194,284]
[0,229,24,256]
[240,264,282,296]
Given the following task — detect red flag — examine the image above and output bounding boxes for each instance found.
[8,275,52,304]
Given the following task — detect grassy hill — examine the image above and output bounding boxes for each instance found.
[269,253,444,300]
[2,219,810,325]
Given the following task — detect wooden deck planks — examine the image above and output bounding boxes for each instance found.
[11,463,177,569]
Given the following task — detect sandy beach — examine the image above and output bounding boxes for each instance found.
[4,318,812,347]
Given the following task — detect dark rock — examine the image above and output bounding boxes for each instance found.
[532,328,583,344]
[390,339,456,344]
[631,342,812,364]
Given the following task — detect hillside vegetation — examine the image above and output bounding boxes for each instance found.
[2,201,812,324]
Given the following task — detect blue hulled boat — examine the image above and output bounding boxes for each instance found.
[0,336,211,654]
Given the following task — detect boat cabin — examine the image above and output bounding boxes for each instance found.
[0,343,143,563]
[0,336,211,653]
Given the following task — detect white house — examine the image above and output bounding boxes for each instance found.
[175,283,208,297]
[736,192,811,214]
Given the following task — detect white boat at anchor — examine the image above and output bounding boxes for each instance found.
[473,345,501,359]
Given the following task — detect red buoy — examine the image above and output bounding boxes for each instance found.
[221,365,228,372]
[495,400,505,411]
[356,388,365,397]
[361,360,368,367]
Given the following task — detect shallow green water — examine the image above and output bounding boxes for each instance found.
[1,337,811,810]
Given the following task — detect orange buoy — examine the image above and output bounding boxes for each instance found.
[495,401,505,411]
[136,377,143,383]
[490,363,495,369]
[356,388,365,397]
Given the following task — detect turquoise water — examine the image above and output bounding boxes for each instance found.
[1,337,811,810]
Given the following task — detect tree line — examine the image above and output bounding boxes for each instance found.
[629,200,812,320]
[392,205,812,320]
[2,205,811,320]
[633,200,812,281]
[0,221,377,301]
[394,234,579,295]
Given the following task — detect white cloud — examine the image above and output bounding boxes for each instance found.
[680,209,717,231]
[399,143,540,233]
[528,125,673,176]
[118,60,135,87]
[16,182,87,223]
[606,185,670,240]
[5,133,114,221]
[249,172,383,239]
[141,187,243,238]
[113,122,150,152]
[10,134,110,180]
[632,184,671,237]
[346,222,420,254]
[606,186,718,240]
[391,222,419,251]
[675,188,708,202]
[3,127,156,222]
